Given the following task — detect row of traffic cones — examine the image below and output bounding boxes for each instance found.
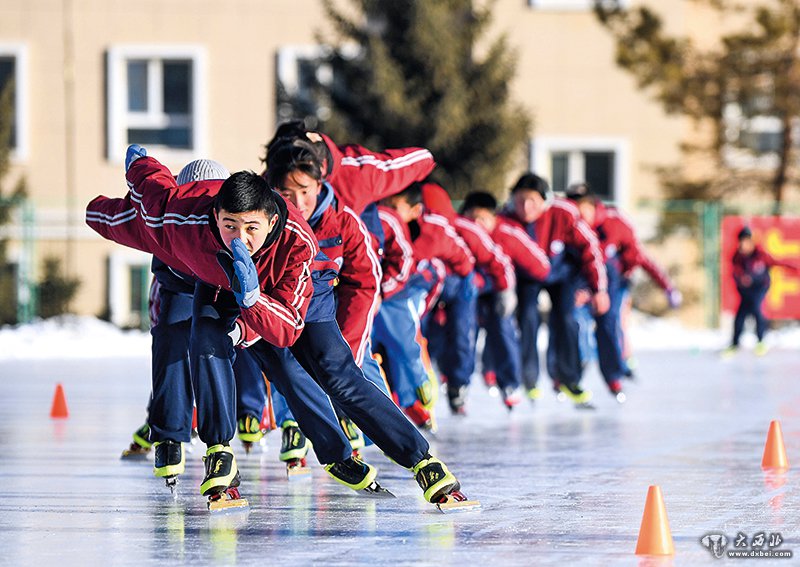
[47,383,791,557]
[636,420,790,556]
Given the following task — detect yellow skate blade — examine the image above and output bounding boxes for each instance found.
[436,497,481,514]
[287,465,312,481]
[208,497,249,513]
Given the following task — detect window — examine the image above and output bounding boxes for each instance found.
[107,46,206,162]
[276,44,357,125]
[531,136,629,203]
[722,101,790,170]
[108,250,151,329]
[0,44,28,159]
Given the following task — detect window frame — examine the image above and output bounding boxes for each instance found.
[0,43,29,161]
[106,44,207,163]
[530,136,630,204]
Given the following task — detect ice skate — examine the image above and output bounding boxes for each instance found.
[339,416,365,451]
[607,380,626,404]
[201,444,248,511]
[120,423,152,460]
[153,440,184,493]
[502,386,522,409]
[526,386,542,404]
[280,421,312,479]
[558,383,595,409]
[404,400,437,432]
[237,414,266,455]
[412,454,480,512]
[754,341,769,356]
[446,385,468,416]
[720,345,738,360]
[324,455,394,498]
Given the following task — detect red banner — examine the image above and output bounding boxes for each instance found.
[720,216,800,319]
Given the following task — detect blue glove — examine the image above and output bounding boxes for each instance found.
[666,288,682,309]
[125,144,147,172]
[229,239,260,308]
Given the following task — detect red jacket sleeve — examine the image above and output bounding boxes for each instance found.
[335,206,382,366]
[552,200,607,292]
[378,206,415,298]
[416,214,475,277]
[495,222,551,282]
[323,133,436,213]
[454,217,514,291]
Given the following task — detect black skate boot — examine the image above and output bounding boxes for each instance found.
[201,444,248,511]
[324,455,394,497]
[280,420,311,477]
[412,454,480,512]
[121,423,152,459]
[154,440,184,492]
[447,385,468,416]
[237,414,265,454]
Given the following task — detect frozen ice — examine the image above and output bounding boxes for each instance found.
[0,318,797,565]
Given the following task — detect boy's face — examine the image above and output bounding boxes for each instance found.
[512,189,547,223]
[576,200,596,226]
[214,209,280,255]
[738,237,755,255]
[383,196,422,224]
[276,170,322,221]
[463,207,496,233]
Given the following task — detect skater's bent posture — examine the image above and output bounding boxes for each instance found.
[86,145,465,506]
[725,226,799,356]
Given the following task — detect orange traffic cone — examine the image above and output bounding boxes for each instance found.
[50,383,69,419]
[761,420,789,472]
[192,406,198,430]
[635,485,674,556]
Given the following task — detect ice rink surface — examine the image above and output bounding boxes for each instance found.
[0,347,797,566]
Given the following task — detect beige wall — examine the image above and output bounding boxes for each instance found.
[1,0,709,319]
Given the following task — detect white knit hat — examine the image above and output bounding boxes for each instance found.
[176,159,230,184]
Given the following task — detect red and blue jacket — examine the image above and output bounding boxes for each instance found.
[86,156,321,349]
[377,206,415,299]
[501,198,606,292]
[420,182,514,292]
[306,182,382,366]
[492,217,551,283]
[733,245,797,290]
[592,202,672,291]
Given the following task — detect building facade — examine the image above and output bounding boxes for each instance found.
[1,0,699,325]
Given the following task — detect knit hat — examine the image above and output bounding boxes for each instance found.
[176,159,230,185]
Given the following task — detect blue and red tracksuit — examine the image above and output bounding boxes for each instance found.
[500,198,606,390]
[88,156,430,468]
[480,217,551,391]
[373,208,474,407]
[577,203,675,384]
[731,245,796,346]
[269,182,388,428]
[420,182,512,391]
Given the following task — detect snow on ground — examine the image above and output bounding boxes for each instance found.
[1,312,797,360]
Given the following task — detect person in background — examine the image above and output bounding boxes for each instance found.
[723,226,799,357]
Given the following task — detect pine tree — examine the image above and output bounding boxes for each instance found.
[594,0,800,214]
[0,77,26,324]
[280,0,532,199]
